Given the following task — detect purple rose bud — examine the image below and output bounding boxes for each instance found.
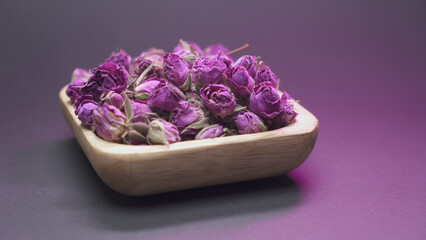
[191,57,227,88]
[131,100,156,123]
[170,101,208,135]
[66,80,85,103]
[104,50,132,72]
[92,104,127,142]
[200,84,236,118]
[234,110,267,134]
[147,80,186,112]
[271,103,298,128]
[139,48,165,66]
[134,78,162,100]
[210,51,234,69]
[130,56,162,79]
[228,66,255,98]
[73,94,94,110]
[249,82,287,119]
[75,99,99,125]
[162,53,190,87]
[195,124,224,140]
[71,68,91,83]
[204,44,229,56]
[103,91,124,109]
[233,55,258,78]
[255,65,278,88]
[147,119,181,145]
[173,40,204,57]
[81,62,129,101]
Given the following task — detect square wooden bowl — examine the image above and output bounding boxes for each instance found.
[59,85,319,196]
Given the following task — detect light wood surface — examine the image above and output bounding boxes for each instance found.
[59,85,319,196]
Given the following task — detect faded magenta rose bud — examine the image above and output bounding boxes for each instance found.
[234,110,267,134]
[195,124,224,140]
[161,53,189,87]
[228,66,255,98]
[191,57,227,88]
[147,80,186,112]
[147,119,181,145]
[210,51,234,68]
[173,40,204,57]
[139,48,165,67]
[249,82,287,119]
[134,78,162,100]
[73,94,94,110]
[233,55,258,77]
[201,84,236,118]
[130,56,162,78]
[271,103,298,128]
[255,65,278,88]
[71,68,91,83]
[104,50,132,72]
[170,101,209,135]
[92,104,127,142]
[81,62,129,101]
[131,100,156,123]
[66,80,85,103]
[75,99,99,125]
[204,44,229,56]
[104,91,124,109]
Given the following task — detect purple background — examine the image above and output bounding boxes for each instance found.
[1,0,425,239]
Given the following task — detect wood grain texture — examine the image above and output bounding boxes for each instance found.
[59,85,319,196]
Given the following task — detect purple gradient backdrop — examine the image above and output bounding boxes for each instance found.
[1,0,425,239]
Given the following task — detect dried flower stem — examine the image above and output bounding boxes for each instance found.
[226,44,249,56]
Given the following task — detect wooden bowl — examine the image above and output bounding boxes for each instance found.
[59,86,319,196]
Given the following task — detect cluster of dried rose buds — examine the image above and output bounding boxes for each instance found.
[66,39,297,145]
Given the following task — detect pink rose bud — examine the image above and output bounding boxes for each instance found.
[173,40,204,57]
[162,53,190,88]
[104,50,132,72]
[200,84,236,118]
[75,99,99,125]
[92,104,127,142]
[147,80,186,112]
[66,80,85,103]
[228,66,255,98]
[249,82,287,119]
[270,103,298,128]
[147,119,181,145]
[204,44,229,56]
[255,65,278,88]
[104,92,124,109]
[134,77,162,101]
[210,51,234,68]
[71,68,91,82]
[234,110,267,134]
[170,101,209,135]
[82,62,129,101]
[195,124,225,140]
[131,100,157,124]
[233,55,258,78]
[130,56,162,79]
[191,57,227,88]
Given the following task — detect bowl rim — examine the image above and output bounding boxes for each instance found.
[59,85,318,156]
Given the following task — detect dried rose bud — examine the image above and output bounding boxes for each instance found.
[204,44,229,56]
[161,53,190,88]
[134,77,162,100]
[92,104,127,142]
[147,80,186,112]
[200,84,236,118]
[255,65,278,88]
[71,68,91,83]
[66,80,85,103]
[104,50,132,72]
[170,101,209,135]
[103,91,124,109]
[130,56,162,79]
[270,103,298,128]
[75,99,99,125]
[195,124,225,140]
[191,57,227,88]
[249,82,287,119]
[210,51,234,69]
[228,66,255,98]
[147,119,181,145]
[234,110,267,134]
[233,55,258,78]
[139,48,165,67]
[81,62,129,101]
[131,100,157,123]
[173,40,204,57]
